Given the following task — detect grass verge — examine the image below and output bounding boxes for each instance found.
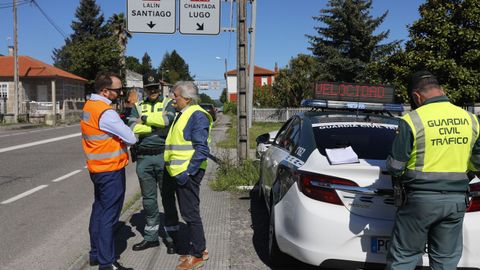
[209,149,259,192]
[216,114,283,149]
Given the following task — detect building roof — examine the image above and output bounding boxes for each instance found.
[0,56,88,82]
[226,65,276,76]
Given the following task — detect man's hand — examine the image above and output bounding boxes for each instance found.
[175,171,190,185]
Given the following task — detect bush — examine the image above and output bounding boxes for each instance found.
[222,101,237,115]
[210,152,259,192]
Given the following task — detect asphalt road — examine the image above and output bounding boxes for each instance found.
[0,125,139,270]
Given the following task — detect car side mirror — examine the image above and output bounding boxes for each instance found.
[256,133,270,144]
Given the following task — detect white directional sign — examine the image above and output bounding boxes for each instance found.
[179,0,221,35]
[127,0,176,34]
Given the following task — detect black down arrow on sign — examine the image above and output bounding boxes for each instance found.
[147,21,156,28]
[196,23,204,31]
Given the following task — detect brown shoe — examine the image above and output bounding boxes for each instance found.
[179,249,209,262]
[175,255,205,270]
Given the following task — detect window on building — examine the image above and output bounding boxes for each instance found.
[261,76,268,86]
[0,83,8,99]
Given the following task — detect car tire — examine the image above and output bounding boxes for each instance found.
[268,197,293,267]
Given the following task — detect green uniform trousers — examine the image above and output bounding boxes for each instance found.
[385,191,467,270]
[136,154,178,242]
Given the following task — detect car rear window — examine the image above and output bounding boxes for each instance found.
[312,121,397,160]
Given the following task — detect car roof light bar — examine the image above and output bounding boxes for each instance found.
[301,99,404,113]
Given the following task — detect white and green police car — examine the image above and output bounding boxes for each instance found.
[256,82,480,269]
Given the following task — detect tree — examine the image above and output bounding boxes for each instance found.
[139,53,157,84]
[199,93,214,104]
[220,88,227,103]
[106,13,131,75]
[158,50,194,84]
[385,0,480,105]
[254,85,277,108]
[125,56,142,74]
[307,0,399,83]
[53,0,120,93]
[70,0,105,40]
[272,54,318,107]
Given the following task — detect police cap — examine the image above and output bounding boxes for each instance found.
[408,70,440,94]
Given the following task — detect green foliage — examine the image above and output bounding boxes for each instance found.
[140,53,157,84]
[106,13,131,74]
[220,88,227,103]
[210,158,259,192]
[158,50,194,84]
[253,85,278,108]
[216,114,283,149]
[272,54,317,107]
[222,101,237,115]
[125,56,142,73]
[381,0,480,105]
[307,0,400,83]
[70,0,105,40]
[54,36,121,90]
[52,0,121,92]
[199,93,214,104]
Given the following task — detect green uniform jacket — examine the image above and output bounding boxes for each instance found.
[128,96,176,148]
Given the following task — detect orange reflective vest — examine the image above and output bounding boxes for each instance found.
[81,100,129,173]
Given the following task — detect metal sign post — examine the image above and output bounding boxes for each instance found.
[127,0,176,34]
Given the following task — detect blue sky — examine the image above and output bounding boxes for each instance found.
[0,0,425,98]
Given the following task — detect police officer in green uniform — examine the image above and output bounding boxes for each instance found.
[128,81,179,253]
[385,71,480,270]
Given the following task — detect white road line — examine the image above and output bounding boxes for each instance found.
[1,185,49,204]
[52,170,82,182]
[0,133,81,154]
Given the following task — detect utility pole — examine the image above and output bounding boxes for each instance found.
[13,0,19,123]
[237,0,248,162]
[247,0,256,128]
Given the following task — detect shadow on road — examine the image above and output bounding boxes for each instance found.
[248,183,336,270]
[128,210,190,255]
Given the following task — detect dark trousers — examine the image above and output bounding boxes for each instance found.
[176,169,206,257]
[136,154,179,241]
[385,191,467,270]
[89,168,126,267]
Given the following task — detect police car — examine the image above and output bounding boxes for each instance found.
[257,82,480,269]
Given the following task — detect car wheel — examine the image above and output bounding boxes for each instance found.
[268,196,293,267]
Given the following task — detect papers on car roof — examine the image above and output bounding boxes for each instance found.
[325,146,359,165]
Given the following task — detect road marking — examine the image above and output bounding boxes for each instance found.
[0,125,79,138]
[0,133,81,154]
[52,170,82,182]
[1,185,49,204]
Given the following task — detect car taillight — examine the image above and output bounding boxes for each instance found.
[296,172,358,205]
[467,182,480,212]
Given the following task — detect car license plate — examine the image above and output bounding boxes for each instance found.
[371,236,390,254]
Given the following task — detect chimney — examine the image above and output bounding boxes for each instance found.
[274,62,279,73]
[8,46,14,56]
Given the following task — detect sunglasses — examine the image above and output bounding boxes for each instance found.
[106,87,123,94]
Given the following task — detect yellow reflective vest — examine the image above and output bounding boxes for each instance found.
[132,97,173,135]
[164,105,213,177]
[402,101,479,181]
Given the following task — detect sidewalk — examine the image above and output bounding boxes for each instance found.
[70,115,233,270]
[69,160,230,270]
[0,122,44,131]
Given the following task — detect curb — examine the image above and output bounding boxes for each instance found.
[66,193,143,270]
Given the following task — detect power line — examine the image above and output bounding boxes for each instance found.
[0,0,31,9]
[31,0,67,38]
